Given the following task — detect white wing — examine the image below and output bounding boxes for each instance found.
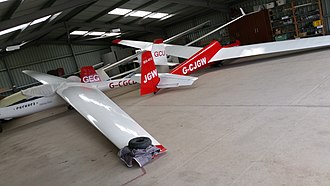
[56,83,163,150]
[164,35,330,61]
[210,36,330,62]
[131,73,198,88]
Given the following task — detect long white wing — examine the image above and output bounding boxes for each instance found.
[165,35,330,61]
[210,35,330,62]
[131,73,198,88]
[56,83,163,150]
[117,35,330,61]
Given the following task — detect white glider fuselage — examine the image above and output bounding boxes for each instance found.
[0,79,137,120]
[0,95,65,120]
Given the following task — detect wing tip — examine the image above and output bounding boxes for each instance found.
[156,144,167,153]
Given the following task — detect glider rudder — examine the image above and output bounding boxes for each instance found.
[140,51,160,95]
[80,66,101,83]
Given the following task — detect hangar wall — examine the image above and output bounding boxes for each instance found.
[0,43,111,94]
[231,0,330,33]
[322,0,330,32]
[166,0,329,47]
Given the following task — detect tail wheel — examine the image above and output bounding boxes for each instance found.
[128,137,152,149]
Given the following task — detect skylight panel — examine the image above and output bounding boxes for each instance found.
[49,12,62,22]
[108,8,132,15]
[147,12,168,19]
[30,15,51,25]
[89,31,106,36]
[104,33,121,37]
[0,23,29,36]
[160,14,175,21]
[70,31,88,35]
[0,14,53,36]
[128,10,151,17]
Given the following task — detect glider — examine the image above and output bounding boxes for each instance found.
[113,7,330,76]
[0,51,197,166]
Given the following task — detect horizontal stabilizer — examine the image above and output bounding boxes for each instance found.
[157,73,198,88]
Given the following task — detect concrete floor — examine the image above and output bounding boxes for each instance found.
[2,48,330,185]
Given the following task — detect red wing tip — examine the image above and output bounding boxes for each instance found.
[153,39,164,44]
[156,145,167,153]
[112,39,122,44]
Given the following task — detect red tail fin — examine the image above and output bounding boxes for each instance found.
[80,66,101,83]
[170,41,222,75]
[140,51,160,96]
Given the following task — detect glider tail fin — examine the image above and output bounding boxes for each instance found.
[151,39,167,66]
[140,51,160,96]
[80,66,102,83]
[170,40,222,75]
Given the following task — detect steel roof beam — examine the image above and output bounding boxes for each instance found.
[1,0,24,21]
[125,3,176,25]
[161,0,229,13]
[86,0,130,22]
[67,21,163,33]
[9,0,59,43]
[0,0,98,31]
[0,23,65,48]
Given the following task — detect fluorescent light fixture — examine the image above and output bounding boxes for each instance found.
[0,0,9,3]
[147,12,168,19]
[89,31,106,36]
[108,8,132,15]
[160,14,175,21]
[30,15,51,25]
[0,23,29,36]
[70,30,88,35]
[128,10,151,17]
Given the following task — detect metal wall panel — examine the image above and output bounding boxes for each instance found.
[72,44,110,53]
[0,71,11,89]
[1,43,112,94]
[5,44,72,68]
[10,63,44,87]
[43,57,77,75]
[76,49,110,68]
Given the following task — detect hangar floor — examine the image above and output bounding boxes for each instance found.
[2,48,330,185]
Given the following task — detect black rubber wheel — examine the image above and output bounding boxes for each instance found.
[128,137,152,149]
